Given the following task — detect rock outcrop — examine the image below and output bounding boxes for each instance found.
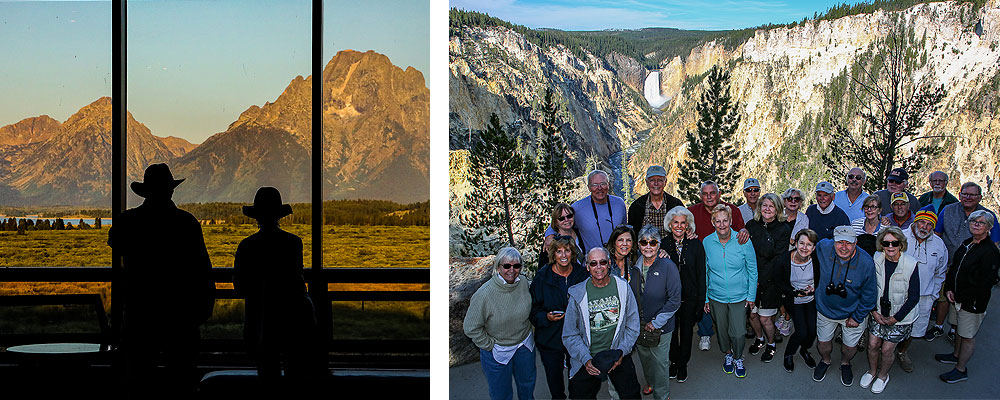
[449,256,496,367]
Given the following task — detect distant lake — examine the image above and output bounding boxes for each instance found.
[1,217,112,226]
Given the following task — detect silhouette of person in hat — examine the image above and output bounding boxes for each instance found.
[234,186,324,387]
[108,163,215,398]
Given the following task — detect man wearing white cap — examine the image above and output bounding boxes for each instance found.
[627,165,684,239]
[812,226,877,387]
[737,178,761,225]
[807,181,851,241]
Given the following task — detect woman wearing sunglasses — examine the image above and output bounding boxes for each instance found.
[782,188,810,250]
[628,225,681,399]
[530,236,588,399]
[463,247,536,400]
[861,227,919,394]
[540,203,585,268]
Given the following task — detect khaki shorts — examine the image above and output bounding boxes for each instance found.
[751,306,778,317]
[817,312,868,346]
[948,304,986,339]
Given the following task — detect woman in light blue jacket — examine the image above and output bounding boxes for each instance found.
[703,204,758,379]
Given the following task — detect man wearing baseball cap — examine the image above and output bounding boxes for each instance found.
[807,181,852,241]
[737,178,761,225]
[812,226,877,386]
[874,168,920,216]
[883,192,915,229]
[627,165,684,239]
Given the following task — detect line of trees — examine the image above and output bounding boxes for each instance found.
[0,217,102,233]
[180,200,429,226]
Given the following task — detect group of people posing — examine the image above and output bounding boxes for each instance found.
[464,165,1000,399]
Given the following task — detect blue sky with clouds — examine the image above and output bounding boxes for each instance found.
[0,0,428,144]
[451,0,856,31]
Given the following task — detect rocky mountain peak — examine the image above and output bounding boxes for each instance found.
[0,114,62,146]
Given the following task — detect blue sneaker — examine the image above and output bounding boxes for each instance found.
[935,353,959,364]
[735,358,746,378]
[940,368,968,383]
[724,353,735,374]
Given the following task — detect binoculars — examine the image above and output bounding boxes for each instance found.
[825,282,847,298]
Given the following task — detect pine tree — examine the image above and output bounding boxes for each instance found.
[822,23,947,193]
[54,218,65,230]
[535,88,573,216]
[95,217,102,229]
[676,65,744,203]
[460,113,539,258]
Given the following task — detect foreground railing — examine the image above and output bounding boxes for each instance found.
[0,266,429,369]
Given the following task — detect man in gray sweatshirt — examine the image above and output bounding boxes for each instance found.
[563,247,642,399]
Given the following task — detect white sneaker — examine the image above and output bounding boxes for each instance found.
[700,336,711,351]
[871,375,889,394]
[859,371,875,388]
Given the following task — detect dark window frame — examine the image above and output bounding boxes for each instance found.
[0,0,427,369]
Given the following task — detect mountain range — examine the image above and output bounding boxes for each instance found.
[0,50,429,206]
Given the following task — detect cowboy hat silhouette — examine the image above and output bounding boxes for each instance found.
[243,187,293,220]
[131,163,184,198]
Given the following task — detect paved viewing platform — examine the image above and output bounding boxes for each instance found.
[450,289,1000,399]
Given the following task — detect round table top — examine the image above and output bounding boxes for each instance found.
[5,343,102,354]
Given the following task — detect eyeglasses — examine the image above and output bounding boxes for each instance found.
[969,220,988,227]
[864,205,880,211]
[847,174,864,180]
[744,187,760,193]
[785,197,802,202]
[887,178,903,184]
[960,192,982,198]
[554,235,573,241]
[501,263,522,270]
[557,212,575,221]
[639,239,659,247]
[589,182,609,188]
[880,240,901,248]
[587,259,610,267]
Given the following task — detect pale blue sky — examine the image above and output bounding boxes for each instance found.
[451,0,857,31]
[0,0,429,144]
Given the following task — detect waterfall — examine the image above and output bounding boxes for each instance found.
[643,71,669,109]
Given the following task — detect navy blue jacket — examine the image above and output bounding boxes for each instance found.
[529,262,589,352]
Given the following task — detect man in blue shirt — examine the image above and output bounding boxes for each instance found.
[812,226,877,387]
[546,170,627,253]
[833,167,869,221]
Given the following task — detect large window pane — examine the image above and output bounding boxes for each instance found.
[321,0,430,341]
[0,1,112,337]
[127,0,312,339]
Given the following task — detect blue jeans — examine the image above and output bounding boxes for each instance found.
[697,311,715,337]
[480,346,536,400]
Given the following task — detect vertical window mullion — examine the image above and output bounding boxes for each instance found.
[111,0,127,347]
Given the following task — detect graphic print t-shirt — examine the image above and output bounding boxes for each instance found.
[586,278,620,356]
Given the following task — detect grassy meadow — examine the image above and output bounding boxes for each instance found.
[0,224,429,340]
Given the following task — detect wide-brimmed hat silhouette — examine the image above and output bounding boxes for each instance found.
[131,163,184,198]
[243,187,293,220]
